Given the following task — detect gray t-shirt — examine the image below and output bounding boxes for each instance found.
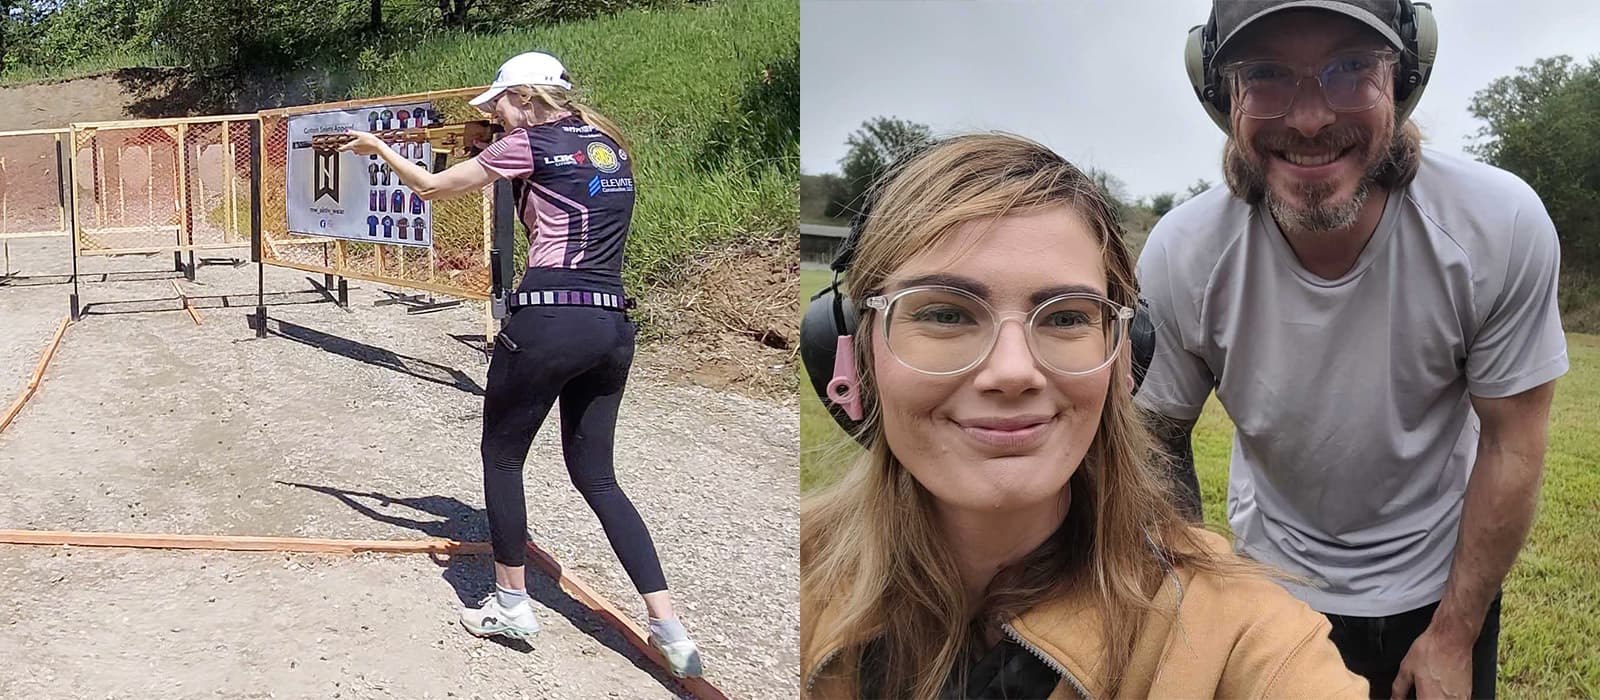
[1135,148,1568,616]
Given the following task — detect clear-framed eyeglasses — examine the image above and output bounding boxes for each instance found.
[862,285,1134,376]
[1223,48,1399,119]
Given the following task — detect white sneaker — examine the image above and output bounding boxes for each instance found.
[460,594,542,640]
[650,633,704,678]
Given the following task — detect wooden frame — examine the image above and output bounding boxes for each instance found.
[0,126,71,244]
[224,123,239,242]
[524,541,731,700]
[0,530,491,555]
[77,243,242,257]
[257,87,487,119]
[0,231,68,241]
[255,88,496,302]
[175,123,190,251]
[0,521,731,698]
[264,256,489,300]
[0,315,69,435]
[0,127,70,138]
[69,114,259,132]
[171,279,202,325]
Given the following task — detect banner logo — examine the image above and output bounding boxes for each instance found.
[313,150,340,202]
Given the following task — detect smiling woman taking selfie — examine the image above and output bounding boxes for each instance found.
[798,133,1366,698]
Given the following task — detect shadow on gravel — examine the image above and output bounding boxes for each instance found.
[249,316,485,396]
[278,481,696,698]
[81,292,329,317]
[0,269,188,287]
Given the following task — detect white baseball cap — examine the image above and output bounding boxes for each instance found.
[469,52,572,109]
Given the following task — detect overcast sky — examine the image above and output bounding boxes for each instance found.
[801,0,1600,199]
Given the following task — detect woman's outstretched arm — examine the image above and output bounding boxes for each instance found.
[338,131,499,201]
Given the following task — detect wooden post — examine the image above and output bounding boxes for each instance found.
[523,541,731,700]
[175,124,189,248]
[484,303,495,358]
[481,180,492,290]
[428,236,437,283]
[0,316,70,436]
[224,124,237,240]
[93,138,105,228]
[196,141,206,230]
[55,134,66,236]
[0,530,493,555]
[145,144,153,231]
[172,279,201,325]
[117,146,126,227]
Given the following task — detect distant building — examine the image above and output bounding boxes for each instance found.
[800,224,848,266]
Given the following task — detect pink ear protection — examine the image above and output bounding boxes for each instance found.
[826,336,863,421]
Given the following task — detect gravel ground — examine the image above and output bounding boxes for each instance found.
[0,236,799,698]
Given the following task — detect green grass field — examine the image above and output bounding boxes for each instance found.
[4,0,798,295]
[352,0,798,292]
[799,268,1600,698]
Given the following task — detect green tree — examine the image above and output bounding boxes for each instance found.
[834,115,931,218]
[149,0,351,78]
[1083,166,1133,223]
[1469,55,1600,270]
[29,0,159,69]
[0,0,49,73]
[1183,177,1213,202]
[1150,191,1178,216]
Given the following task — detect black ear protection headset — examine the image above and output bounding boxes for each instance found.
[798,141,1157,443]
[1184,0,1438,134]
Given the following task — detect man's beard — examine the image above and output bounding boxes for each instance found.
[1270,169,1370,234]
[1232,120,1393,235]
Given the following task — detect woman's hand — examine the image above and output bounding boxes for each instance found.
[337,130,388,156]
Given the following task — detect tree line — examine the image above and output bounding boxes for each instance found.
[800,115,1209,241]
[0,0,705,76]
[808,55,1600,275]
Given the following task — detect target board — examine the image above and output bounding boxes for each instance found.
[286,104,440,248]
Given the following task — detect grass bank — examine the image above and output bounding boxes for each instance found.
[351,0,799,291]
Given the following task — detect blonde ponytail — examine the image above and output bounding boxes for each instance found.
[507,84,632,155]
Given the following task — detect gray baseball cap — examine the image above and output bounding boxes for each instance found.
[1213,0,1404,60]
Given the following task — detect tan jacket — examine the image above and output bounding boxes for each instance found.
[804,529,1368,699]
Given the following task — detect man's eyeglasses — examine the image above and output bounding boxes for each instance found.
[1222,49,1399,119]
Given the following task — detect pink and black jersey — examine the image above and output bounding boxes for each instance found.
[476,114,634,294]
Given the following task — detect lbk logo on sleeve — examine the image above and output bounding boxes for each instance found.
[313,150,340,202]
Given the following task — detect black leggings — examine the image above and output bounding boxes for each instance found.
[481,303,667,595]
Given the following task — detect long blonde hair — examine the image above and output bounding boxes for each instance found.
[800,133,1240,698]
[506,84,632,154]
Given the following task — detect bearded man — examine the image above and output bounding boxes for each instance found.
[1135,1,1569,698]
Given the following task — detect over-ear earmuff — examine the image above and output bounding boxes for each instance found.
[1394,1,1437,124]
[1184,1,1437,134]
[1186,15,1230,133]
[799,175,899,440]
[798,141,1159,445]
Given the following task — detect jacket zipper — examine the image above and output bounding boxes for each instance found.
[803,647,842,696]
[1001,622,1092,699]
[803,532,1174,698]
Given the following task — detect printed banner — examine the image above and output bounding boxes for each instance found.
[286,103,439,247]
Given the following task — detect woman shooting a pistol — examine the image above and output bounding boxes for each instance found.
[338,51,702,678]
